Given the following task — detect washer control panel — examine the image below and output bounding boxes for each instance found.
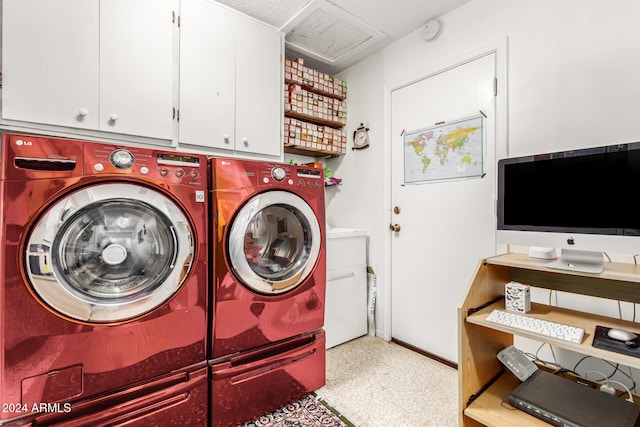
[110,149,135,170]
[85,144,206,188]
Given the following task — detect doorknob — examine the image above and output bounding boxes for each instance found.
[389,224,401,232]
[394,206,401,214]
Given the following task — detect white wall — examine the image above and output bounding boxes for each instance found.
[384,0,640,157]
[324,51,387,333]
[329,0,640,339]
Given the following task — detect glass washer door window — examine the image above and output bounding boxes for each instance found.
[228,190,321,294]
[25,183,194,323]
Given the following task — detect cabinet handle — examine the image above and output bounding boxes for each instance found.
[223,134,230,144]
[328,272,356,281]
[242,137,249,146]
[109,113,119,122]
[78,108,88,117]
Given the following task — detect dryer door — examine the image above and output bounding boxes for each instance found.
[227,190,321,294]
[25,183,194,323]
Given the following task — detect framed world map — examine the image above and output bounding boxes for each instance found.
[403,115,484,184]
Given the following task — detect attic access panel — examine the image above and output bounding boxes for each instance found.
[281,0,385,64]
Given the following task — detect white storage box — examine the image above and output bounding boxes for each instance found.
[505,281,531,313]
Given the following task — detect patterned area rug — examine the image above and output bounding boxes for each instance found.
[240,394,354,427]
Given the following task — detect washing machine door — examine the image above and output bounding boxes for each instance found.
[25,183,194,323]
[227,190,321,294]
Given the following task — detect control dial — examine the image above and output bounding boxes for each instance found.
[271,167,286,181]
[110,149,135,170]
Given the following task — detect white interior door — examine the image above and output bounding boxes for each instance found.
[390,53,497,364]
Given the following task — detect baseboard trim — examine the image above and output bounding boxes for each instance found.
[391,338,458,370]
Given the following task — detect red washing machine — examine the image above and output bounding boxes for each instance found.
[209,158,326,426]
[0,134,209,424]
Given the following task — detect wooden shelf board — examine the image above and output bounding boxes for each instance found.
[284,111,345,129]
[467,300,640,370]
[486,252,640,284]
[284,145,343,158]
[483,253,640,304]
[285,79,346,100]
[464,373,551,427]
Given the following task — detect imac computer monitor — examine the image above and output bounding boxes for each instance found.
[497,142,640,273]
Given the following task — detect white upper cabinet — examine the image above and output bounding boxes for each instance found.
[179,0,236,150]
[2,0,100,129]
[234,15,282,156]
[2,0,281,155]
[2,0,176,140]
[99,0,177,139]
[179,0,283,157]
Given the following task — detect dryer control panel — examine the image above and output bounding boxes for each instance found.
[257,164,323,190]
[212,158,324,193]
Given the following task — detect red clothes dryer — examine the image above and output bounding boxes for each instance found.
[0,134,209,424]
[210,158,326,359]
[209,158,327,426]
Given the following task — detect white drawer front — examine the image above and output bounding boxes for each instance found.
[325,265,368,349]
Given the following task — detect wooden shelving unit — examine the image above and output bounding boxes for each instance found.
[283,58,347,157]
[459,252,640,426]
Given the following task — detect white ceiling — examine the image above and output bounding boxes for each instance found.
[215,0,472,75]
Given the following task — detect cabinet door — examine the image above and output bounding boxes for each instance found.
[100,0,176,139]
[235,18,283,156]
[179,0,236,149]
[2,0,99,129]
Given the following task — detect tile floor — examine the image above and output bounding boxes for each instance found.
[316,335,459,427]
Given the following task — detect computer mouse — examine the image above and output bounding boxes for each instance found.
[607,328,638,342]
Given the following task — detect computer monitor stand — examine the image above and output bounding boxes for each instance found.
[546,249,604,274]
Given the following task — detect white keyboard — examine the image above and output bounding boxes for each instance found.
[484,309,585,344]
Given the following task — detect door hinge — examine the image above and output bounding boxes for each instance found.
[493,77,498,97]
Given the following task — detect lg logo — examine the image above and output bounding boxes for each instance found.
[15,139,33,146]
